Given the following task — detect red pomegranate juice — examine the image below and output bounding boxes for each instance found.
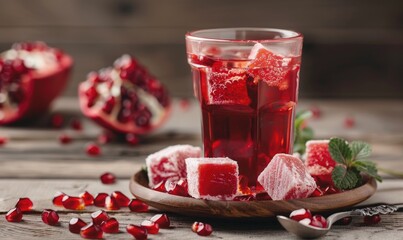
[189,47,300,186]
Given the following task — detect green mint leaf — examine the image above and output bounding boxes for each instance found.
[332,165,360,190]
[353,160,382,182]
[293,110,314,155]
[329,137,353,165]
[350,141,372,160]
[295,110,312,130]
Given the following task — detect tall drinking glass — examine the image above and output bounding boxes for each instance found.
[185,28,303,187]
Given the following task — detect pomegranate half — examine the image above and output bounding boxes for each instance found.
[78,55,171,135]
[0,42,73,124]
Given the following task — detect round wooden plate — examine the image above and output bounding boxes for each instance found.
[130,170,377,219]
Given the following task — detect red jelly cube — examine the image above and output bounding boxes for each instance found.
[257,154,316,200]
[146,145,201,187]
[305,140,336,187]
[186,157,239,200]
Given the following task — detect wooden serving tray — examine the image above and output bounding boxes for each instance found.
[130,170,377,219]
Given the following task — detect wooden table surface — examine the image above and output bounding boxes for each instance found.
[0,98,402,239]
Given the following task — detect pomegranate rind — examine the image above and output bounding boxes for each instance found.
[145,145,201,187]
[257,153,317,200]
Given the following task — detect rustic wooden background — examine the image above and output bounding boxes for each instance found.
[0,0,402,98]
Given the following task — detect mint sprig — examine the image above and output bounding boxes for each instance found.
[329,137,382,190]
[294,110,314,155]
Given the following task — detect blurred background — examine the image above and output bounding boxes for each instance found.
[0,0,402,99]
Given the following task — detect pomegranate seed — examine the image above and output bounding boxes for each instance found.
[41,209,59,226]
[165,179,189,197]
[105,196,120,210]
[310,215,328,228]
[98,132,114,144]
[79,191,94,206]
[141,220,159,234]
[94,193,109,207]
[86,143,101,156]
[152,181,166,192]
[80,223,103,239]
[102,96,116,114]
[5,208,23,222]
[299,218,312,226]
[336,216,352,225]
[111,191,130,207]
[311,187,324,197]
[344,116,355,128]
[71,119,82,131]
[85,85,99,107]
[150,214,170,228]
[50,113,64,128]
[101,217,119,233]
[100,172,116,184]
[127,224,148,240]
[310,106,321,118]
[126,133,140,146]
[52,192,66,206]
[91,210,109,225]
[15,197,33,212]
[69,217,87,234]
[0,136,8,146]
[62,195,85,210]
[290,208,312,222]
[179,98,190,111]
[59,133,72,144]
[192,222,213,236]
[129,199,149,212]
[364,214,381,225]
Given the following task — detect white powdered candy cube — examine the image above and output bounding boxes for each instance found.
[257,153,316,200]
[146,145,201,187]
[186,157,239,200]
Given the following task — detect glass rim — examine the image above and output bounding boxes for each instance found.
[186,28,303,43]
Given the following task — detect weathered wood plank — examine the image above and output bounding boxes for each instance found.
[0,179,402,239]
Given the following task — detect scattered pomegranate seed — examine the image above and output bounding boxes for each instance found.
[41,209,59,226]
[179,98,190,111]
[100,172,116,184]
[91,210,109,225]
[0,136,8,146]
[97,132,114,144]
[344,116,355,128]
[141,220,159,234]
[71,119,82,131]
[86,143,101,156]
[5,208,23,222]
[127,224,148,240]
[111,191,130,207]
[52,191,66,206]
[290,208,312,222]
[150,214,170,229]
[80,223,103,239]
[310,106,321,119]
[94,193,109,207]
[126,133,140,146]
[50,113,64,128]
[310,215,328,228]
[336,216,352,225]
[152,181,166,192]
[192,222,213,236]
[128,199,149,212]
[165,179,189,197]
[15,197,33,212]
[69,217,87,234]
[364,214,381,225]
[79,191,94,206]
[299,218,312,226]
[105,196,120,210]
[62,195,85,210]
[101,217,120,233]
[310,187,324,197]
[59,133,72,144]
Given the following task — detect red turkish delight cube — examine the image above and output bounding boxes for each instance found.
[257,153,316,200]
[186,157,239,200]
[146,145,201,187]
[305,140,336,186]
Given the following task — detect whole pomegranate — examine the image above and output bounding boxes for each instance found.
[0,42,72,124]
[78,55,170,135]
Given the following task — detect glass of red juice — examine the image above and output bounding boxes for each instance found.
[185,28,303,187]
